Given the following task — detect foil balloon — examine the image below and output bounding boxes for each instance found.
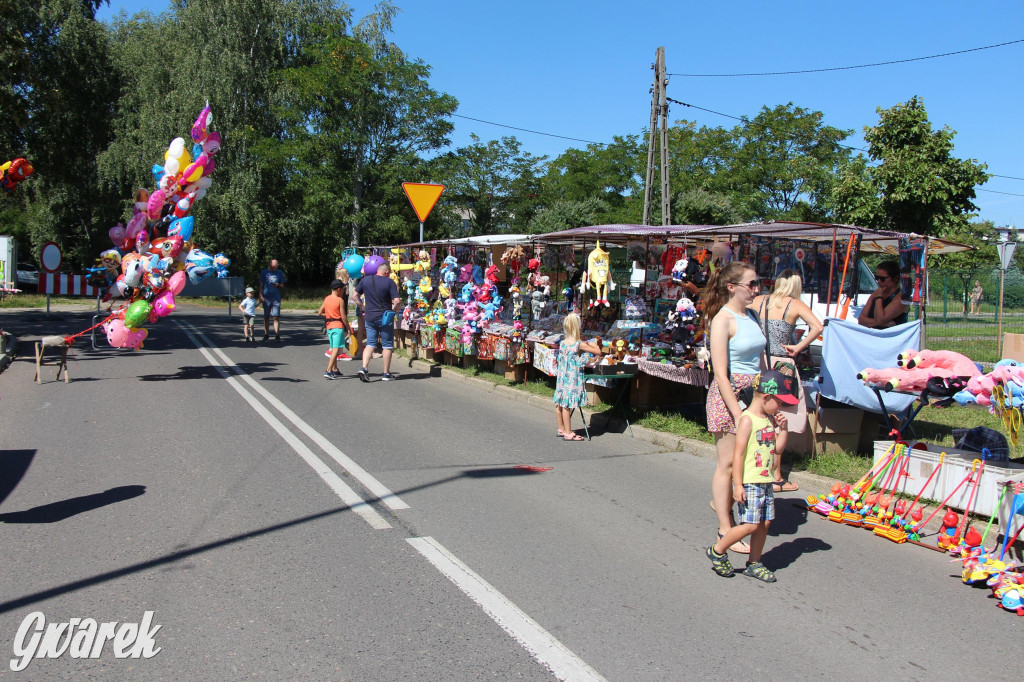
[191,105,212,143]
[108,223,125,247]
[167,270,187,295]
[146,189,167,221]
[103,318,147,350]
[185,248,215,284]
[124,299,152,330]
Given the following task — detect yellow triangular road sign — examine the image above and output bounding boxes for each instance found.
[402,182,445,223]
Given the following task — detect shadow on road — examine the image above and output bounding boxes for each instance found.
[768,499,808,537]
[760,536,832,571]
[0,450,36,506]
[0,485,146,524]
[0,466,549,614]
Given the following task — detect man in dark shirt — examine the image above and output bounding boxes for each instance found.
[355,260,401,381]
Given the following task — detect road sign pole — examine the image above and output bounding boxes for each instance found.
[420,221,424,244]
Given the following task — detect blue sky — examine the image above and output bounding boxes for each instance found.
[97,0,1024,227]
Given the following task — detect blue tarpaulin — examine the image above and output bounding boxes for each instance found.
[817,318,921,414]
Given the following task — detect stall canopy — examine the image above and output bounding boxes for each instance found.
[382,234,531,250]
[533,221,972,254]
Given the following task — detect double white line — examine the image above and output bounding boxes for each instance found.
[176,320,406,530]
[176,319,605,681]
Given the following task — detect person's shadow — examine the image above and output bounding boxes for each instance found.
[760,498,831,570]
[0,486,146,523]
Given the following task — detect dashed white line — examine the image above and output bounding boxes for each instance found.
[407,536,607,682]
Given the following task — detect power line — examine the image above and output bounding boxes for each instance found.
[978,188,1024,198]
[452,114,605,146]
[451,107,1021,187]
[668,38,1024,77]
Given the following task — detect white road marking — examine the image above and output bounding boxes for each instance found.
[407,536,607,682]
[177,323,391,530]
[180,322,408,510]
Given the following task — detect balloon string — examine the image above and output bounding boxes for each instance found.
[62,302,129,345]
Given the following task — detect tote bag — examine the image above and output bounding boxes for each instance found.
[758,299,807,433]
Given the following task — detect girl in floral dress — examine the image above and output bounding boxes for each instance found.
[553,312,603,440]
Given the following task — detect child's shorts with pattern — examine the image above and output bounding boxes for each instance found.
[738,482,774,524]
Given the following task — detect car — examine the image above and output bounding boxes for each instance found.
[16,262,39,288]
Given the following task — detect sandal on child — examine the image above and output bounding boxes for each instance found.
[742,561,777,582]
[706,546,734,577]
[771,479,799,493]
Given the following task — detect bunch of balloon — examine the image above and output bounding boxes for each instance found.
[94,104,230,349]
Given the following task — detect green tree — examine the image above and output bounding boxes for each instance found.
[434,134,546,236]
[832,96,989,236]
[526,197,609,235]
[730,104,852,221]
[541,135,645,224]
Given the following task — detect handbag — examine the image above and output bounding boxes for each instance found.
[381,309,396,326]
[759,298,807,433]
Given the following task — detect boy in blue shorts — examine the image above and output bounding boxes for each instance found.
[707,369,795,582]
[318,279,352,379]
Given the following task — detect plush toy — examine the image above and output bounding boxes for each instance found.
[413,250,431,275]
[441,255,458,287]
[530,290,546,320]
[388,248,415,286]
[898,349,981,378]
[581,241,614,308]
[500,245,524,281]
[857,365,954,393]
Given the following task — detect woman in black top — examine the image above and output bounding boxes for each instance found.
[858,260,909,328]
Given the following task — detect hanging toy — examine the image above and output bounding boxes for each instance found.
[581,240,615,308]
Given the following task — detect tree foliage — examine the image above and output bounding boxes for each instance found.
[832,96,989,236]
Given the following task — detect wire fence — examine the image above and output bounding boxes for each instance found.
[923,268,1024,363]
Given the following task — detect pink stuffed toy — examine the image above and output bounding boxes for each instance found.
[901,349,981,378]
[857,366,954,392]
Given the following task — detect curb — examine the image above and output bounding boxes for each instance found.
[400,353,837,494]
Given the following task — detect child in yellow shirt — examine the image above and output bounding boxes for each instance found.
[707,369,797,582]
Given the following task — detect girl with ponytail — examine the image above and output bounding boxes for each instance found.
[704,260,766,555]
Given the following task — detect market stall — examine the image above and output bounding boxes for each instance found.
[355,221,980,438]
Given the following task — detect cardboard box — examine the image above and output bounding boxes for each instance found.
[1005,333,1024,363]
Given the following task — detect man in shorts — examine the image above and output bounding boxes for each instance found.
[260,258,286,341]
[355,259,400,381]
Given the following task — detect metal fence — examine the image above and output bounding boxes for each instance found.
[923,268,1023,364]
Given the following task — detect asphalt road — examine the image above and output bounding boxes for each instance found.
[0,304,1015,680]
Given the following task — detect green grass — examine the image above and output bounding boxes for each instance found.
[0,293,87,308]
[634,410,714,443]
[791,450,874,484]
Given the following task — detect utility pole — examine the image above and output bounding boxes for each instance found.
[642,47,670,226]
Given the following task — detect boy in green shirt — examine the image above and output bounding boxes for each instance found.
[707,369,796,582]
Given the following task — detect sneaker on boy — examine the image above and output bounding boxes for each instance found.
[380,372,395,381]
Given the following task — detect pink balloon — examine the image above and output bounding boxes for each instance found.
[203,131,221,155]
[103,318,148,350]
[152,291,176,318]
[147,189,167,221]
[109,223,125,246]
[167,270,187,295]
[125,212,147,239]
